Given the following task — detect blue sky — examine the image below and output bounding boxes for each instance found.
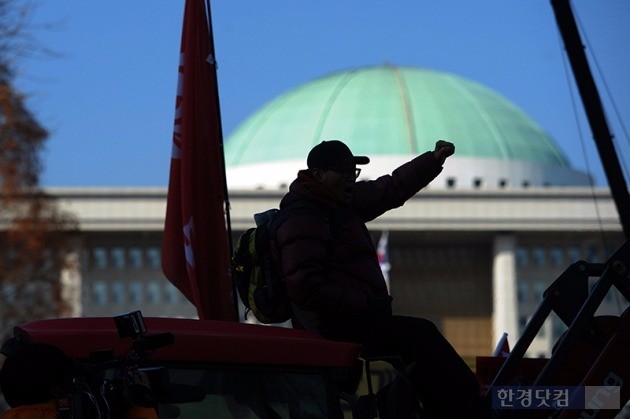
[15,1,630,187]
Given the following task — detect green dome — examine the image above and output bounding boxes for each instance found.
[225,65,570,168]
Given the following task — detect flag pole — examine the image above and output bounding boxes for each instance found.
[204,0,239,321]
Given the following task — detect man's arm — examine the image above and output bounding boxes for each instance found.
[353,140,455,221]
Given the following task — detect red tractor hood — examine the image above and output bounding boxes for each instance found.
[13,317,362,368]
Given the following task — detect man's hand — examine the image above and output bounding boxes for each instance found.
[433,140,455,164]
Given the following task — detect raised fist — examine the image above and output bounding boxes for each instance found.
[433,140,455,164]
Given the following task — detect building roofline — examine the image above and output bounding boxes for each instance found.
[34,186,621,233]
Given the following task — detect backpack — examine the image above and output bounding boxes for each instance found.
[232,201,326,324]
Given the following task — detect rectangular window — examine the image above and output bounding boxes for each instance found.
[129,281,143,305]
[147,281,162,304]
[146,247,161,269]
[517,282,530,303]
[111,247,126,270]
[111,281,125,305]
[550,247,564,267]
[92,281,108,305]
[129,247,144,269]
[515,247,529,269]
[93,247,108,270]
[532,247,546,268]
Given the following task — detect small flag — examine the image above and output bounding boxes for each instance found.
[377,231,391,293]
[493,332,511,357]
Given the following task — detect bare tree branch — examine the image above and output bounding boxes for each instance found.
[0,0,78,356]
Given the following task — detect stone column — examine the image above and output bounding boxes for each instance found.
[60,249,82,317]
[492,234,519,349]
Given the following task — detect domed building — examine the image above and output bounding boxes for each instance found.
[38,65,623,363]
[225,65,589,190]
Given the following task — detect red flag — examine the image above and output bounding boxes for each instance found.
[162,0,235,321]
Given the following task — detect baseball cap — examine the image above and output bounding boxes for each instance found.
[307,140,370,169]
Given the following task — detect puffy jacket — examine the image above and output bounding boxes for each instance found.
[273,152,442,333]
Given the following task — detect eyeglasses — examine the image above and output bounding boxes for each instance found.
[326,167,361,180]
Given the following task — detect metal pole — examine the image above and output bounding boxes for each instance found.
[550,0,630,238]
[204,0,239,321]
